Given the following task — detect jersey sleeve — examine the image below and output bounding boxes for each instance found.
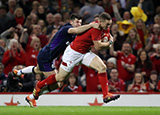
[91,28,102,41]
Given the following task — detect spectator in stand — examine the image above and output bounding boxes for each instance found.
[37,5,46,21]
[125,28,143,56]
[24,13,38,31]
[127,0,154,22]
[16,65,35,92]
[81,65,101,92]
[0,63,7,92]
[28,24,48,48]
[98,49,109,62]
[99,0,114,18]
[40,0,57,15]
[111,0,132,22]
[110,42,136,86]
[150,44,160,76]
[146,70,160,92]
[154,14,160,26]
[106,57,117,80]
[117,20,134,38]
[145,24,160,54]
[135,49,155,82]
[0,26,19,47]
[46,13,54,26]
[2,39,26,75]
[37,19,47,35]
[30,1,40,15]
[52,13,64,29]
[20,28,41,66]
[79,0,104,24]
[7,0,18,20]
[108,68,126,92]
[46,13,64,36]
[46,13,55,35]
[0,39,6,62]
[14,7,25,26]
[111,23,126,51]
[61,73,82,92]
[0,5,13,34]
[135,19,148,47]
[127,71,146,92]
[7,65,35,92]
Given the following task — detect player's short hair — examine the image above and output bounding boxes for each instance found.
[99,12,111,21]
[69,13,82,21]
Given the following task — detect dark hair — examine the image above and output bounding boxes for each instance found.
[110,67,118,72]
[135,49,153,69]
[66,73,79,86]
[69,13,82,21]
[0,5,7,11]
[99,12,111,21]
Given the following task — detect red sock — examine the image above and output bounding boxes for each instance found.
[98,72,108,98]
[37,74,57,88]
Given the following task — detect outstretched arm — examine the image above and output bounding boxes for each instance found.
[68,23,99,34]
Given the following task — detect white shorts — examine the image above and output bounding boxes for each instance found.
[61,45,97,72]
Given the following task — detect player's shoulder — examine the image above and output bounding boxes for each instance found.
[90,28,101,33]
[61,23,72,29]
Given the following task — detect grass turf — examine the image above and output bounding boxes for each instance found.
[0,106,159,115]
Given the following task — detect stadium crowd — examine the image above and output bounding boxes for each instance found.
[0,0,160,93]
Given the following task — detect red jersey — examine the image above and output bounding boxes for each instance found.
[128,84,146,92]
[150,55,160,74]
[146,80,160,92]
[61,84,82,92]
[2,50,26,74]
[81,65,100,92]
[25,44,39,66]
[108,79,126,92]
[117,51,136,81]
[70,28,110,54]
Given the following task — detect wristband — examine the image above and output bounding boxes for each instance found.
[109,40,113,45]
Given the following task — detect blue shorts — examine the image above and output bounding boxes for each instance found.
[37,50,56,72]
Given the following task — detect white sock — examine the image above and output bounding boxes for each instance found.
[20,66,35,74]
[29,94,35,100]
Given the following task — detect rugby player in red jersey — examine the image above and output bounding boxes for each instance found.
[34,12,120,104]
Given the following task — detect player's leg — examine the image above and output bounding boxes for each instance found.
[36,66,69,90]
[82,52,108,96]
[13,65,42,76]
[82,52,120,103]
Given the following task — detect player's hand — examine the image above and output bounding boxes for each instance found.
[91,23,99,29]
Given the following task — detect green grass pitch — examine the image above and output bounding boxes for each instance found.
[0,106,160,115]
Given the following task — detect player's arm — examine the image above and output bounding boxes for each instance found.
[93,40,111,51]
[93,33,113,50]
[68,23,99,34]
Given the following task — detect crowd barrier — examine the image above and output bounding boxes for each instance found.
[0,92,160,106]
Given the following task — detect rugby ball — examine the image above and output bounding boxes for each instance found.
[102,33,110,42]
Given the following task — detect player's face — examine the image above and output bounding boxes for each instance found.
[100,19,112,30]
[71,18,82,27]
